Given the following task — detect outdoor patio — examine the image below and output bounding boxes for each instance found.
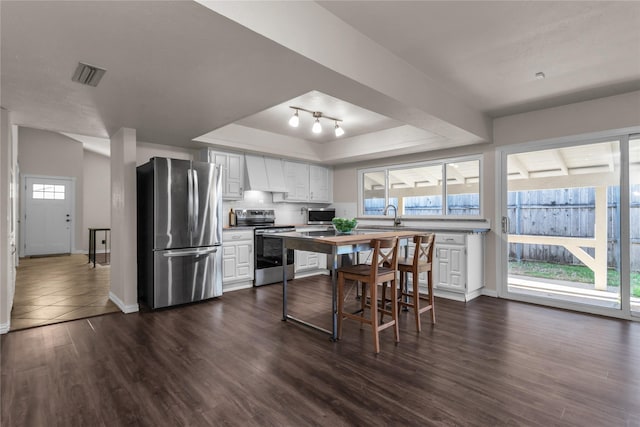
[508,274,640,311]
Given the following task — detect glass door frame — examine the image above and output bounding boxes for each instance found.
[497,132,636,320]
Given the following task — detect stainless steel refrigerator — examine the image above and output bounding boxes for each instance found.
[137,157,223,309]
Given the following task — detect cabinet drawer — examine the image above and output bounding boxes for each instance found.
[223,230,253,242]
[435,233,465,245]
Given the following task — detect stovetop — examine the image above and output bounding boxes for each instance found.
[235,209,295,231]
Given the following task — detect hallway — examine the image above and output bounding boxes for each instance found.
[10,254,119,331]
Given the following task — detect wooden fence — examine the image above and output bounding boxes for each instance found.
[508,187,640,271]
[365,187,639,271]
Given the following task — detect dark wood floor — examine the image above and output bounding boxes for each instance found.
[2,275,639,426]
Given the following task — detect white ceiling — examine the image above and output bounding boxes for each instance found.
[236,90,402,143]
[319,1,640,117]
[2,1,639,164]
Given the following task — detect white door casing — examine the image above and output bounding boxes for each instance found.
[22,175,75,256]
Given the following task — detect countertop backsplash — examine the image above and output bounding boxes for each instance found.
[221,190,332,227]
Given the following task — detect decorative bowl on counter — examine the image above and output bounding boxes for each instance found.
[332,217,358,234]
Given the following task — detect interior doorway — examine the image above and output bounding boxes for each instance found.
[10,254,118,330]
[22,175,74,256]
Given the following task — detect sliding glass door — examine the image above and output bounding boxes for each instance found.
[504,140,622,311]
[500,134,640,318]
[630,136,640,315]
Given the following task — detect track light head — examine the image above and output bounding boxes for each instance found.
[288,109,299,127]
[334,121,344,137]
[312,118,322,134]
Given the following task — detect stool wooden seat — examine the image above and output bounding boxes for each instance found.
[396,233,435,331]
[337,237,399,353]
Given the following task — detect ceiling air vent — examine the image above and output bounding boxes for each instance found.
[71,62,106,87]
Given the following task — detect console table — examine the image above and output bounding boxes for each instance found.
[88,228,110,268]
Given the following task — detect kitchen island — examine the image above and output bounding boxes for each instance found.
[266,229,418,340]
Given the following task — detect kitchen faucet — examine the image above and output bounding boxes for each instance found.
[383,204,402,226]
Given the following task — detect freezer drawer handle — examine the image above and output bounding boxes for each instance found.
[162,247,219,257]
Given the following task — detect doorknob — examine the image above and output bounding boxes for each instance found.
[501,216,509,233]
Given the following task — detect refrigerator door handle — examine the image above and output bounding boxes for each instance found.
[162,247,219,257]
[193,168,199,234]
[187,168,194,234]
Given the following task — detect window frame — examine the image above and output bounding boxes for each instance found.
[357,154,483,219]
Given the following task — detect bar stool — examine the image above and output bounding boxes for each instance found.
[337,237,400,353]
[397,233,435,331]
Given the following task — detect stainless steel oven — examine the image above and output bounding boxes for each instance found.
[307,208,336,225]
[254,226,295,286]
[235,209,295,287]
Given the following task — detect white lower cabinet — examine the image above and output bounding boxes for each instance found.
[222,230,254,292]
[377,232,484,302]
[294,250,327,277]
[432,233,484,302]
[294,227,329,278]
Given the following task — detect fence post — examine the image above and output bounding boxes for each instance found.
[594,186,608,290]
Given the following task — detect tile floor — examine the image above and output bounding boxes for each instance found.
[10,254,119,331]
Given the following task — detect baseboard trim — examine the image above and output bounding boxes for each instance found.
[433,289,467,302]
[222,281,253,292]
[294,269,330,279]
[109,291,139,314]
[0,322,10,334]
[482,289,498,298]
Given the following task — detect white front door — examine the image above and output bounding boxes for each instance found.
[24,176,74,256]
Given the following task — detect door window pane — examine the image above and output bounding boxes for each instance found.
[446,160,480,216]
[32,182,65,200]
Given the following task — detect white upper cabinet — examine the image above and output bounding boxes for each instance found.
[202,149,331,201]
[274,161,332,203]
[264,157,287,192]
[201,149,244,200]
[309,165,331,202]
[282,161,310,202]
[245,155,287,193]
[245,154,270,191]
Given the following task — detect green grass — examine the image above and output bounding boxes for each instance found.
[508,260,640,298]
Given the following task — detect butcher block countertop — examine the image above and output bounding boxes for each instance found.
[265,229,420,254]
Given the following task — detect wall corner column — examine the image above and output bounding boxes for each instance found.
[0,108,13,333]
[110,128,139,313]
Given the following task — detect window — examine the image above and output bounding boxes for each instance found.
[359,156,481,218]
[446,160,480,216]
[32,183,65,200]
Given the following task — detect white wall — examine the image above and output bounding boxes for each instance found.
[494,90,640,146]
[109,128,138,313]
[18,127,85,253]
[136,141,196,166]
[82,150,111,251]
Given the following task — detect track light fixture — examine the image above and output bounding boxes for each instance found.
[288,106,345,137]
